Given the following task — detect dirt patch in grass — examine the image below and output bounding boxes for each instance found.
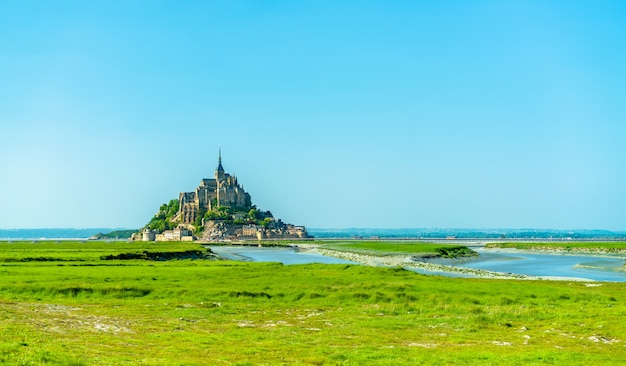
[4,302,133,335]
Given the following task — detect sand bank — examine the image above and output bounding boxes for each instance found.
[311,247,595,281]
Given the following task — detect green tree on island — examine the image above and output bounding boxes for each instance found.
[146,199,180,231]
[143,198,276,235]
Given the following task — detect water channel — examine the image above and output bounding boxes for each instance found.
[458,248,626,282]
[208,246,626,282]
[208,246,356,265]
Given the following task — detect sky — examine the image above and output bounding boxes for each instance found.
[1,1,625,231]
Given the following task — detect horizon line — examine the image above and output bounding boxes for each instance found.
[1,227,625,233]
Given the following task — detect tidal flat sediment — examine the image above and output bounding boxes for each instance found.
[311,247,594,281]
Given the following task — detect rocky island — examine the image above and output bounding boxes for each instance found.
[134,149,310,242]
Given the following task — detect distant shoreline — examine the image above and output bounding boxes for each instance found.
[3,227,626,241]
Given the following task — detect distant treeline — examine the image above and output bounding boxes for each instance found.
[91,230,137,240]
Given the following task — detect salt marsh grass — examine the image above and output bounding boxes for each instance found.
[0,241,203,262]
[0,241,625,364]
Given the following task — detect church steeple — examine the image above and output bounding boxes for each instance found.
[214,147,225,209]
[215,147,225,181]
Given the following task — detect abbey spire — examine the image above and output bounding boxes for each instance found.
[215,147,225,181]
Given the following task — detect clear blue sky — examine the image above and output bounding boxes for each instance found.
[1,1,625,230]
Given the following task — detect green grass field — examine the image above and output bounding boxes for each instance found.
[1,241,625,365]
[0,241,204,262]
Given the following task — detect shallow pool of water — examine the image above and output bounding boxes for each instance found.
[208,246,356,265]
[459,249,626,281]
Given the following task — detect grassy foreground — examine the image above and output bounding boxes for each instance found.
[1,242,625,365]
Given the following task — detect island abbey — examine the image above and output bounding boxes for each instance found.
[139,149,310,241]
[178,150,251,225]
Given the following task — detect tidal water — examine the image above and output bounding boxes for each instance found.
[458,249,626,282]
[208,246,356,265]
[209,246,626,282]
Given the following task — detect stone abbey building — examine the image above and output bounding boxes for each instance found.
[178,150,251,225]
[137,149,310,241]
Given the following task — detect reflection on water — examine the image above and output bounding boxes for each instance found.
[459,249,626,282]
